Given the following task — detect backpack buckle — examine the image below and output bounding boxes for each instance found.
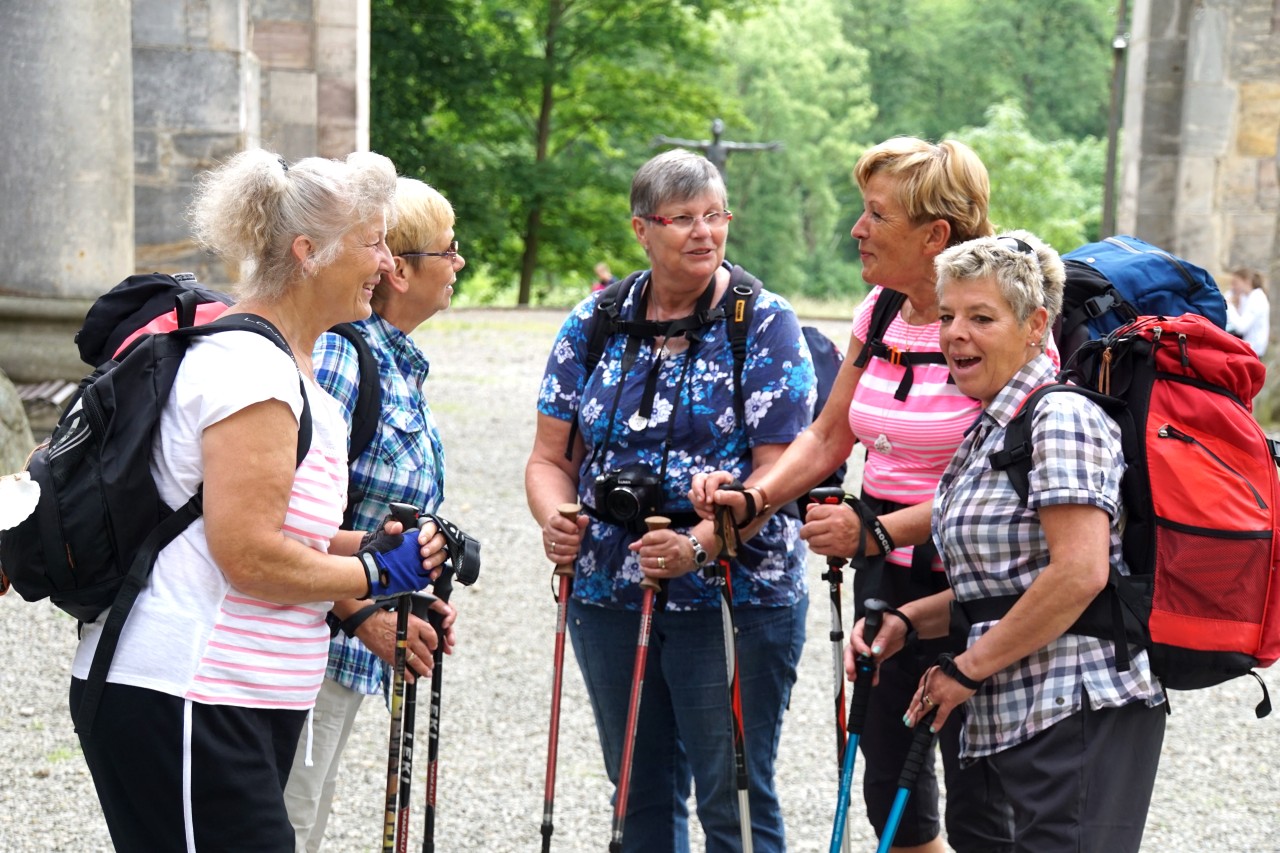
[888,346,904,366]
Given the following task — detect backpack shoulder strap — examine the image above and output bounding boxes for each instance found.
[191,313,313,468]
[327,322,380,465]
[852,287,907,368]
[725,264,763,427]
[989,383,1128,503]
[563,272,644,459]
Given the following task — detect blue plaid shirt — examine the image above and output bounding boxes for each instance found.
[315,313,446,696]
[933,353,1164,758]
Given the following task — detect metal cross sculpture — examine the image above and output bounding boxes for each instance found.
[652,118,782,186]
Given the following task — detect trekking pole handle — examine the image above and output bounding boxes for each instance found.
[553,503,580,579]
[897,707,939,789]
[388,501,458,604]
[847,598,888,736]
[641,516,670,591]
[807,487,849,570]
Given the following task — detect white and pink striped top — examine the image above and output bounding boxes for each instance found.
[848,288,981,569]
[73,331,349,710]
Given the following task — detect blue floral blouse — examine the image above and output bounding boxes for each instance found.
[537,264,816,612]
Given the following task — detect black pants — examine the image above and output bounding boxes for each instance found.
[988,698,1166,853]
[851,494,1014,851]
[72,679,306,852]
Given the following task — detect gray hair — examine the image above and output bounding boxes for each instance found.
[934,229,1065,327]
[189,149,398,301]
[630,149,727,218]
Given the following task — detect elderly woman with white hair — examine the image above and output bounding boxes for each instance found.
[851,231,1167,853]
[71,149,447,851]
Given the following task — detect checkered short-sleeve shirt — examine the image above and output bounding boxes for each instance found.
[933,353,1164,758]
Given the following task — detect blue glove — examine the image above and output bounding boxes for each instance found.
[356,528,428,598]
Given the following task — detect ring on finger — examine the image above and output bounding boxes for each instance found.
[551,541,557,553]
[406,651,417,664]
[921,694,934,707]
[657,556,666,570]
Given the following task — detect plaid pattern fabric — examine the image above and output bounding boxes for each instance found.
[314,313,446,697]
[933,353,1164,758]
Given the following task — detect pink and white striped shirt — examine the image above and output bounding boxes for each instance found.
[848,287,981,569]
[73,331,349,709]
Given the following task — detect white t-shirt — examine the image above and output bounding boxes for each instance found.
[72,330,349,710]
[1226,287,1270,357]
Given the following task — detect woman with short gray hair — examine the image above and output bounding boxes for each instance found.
[854,231,1166,853]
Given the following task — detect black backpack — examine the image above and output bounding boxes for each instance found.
[567,264,846,492]
[323,323,383,530]
[851,287,950,401]
[0,309,313,733]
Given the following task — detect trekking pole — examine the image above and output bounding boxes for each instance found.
[389,502,478,853]
[608,515,668,853]
[808,486,853,853]
[382,592,411,853]
[541,503,582,853]
[829,598,889,853]
[876,707,939,853]
[713,489,753,853]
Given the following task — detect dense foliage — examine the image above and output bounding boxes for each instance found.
[371,0,1120,305]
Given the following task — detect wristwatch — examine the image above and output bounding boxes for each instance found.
[688,533,709,567]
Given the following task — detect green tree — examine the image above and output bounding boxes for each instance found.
[847,0,1115,143]
[955,101,1104,252]
[372,0,762,305]
[713,0,876,300]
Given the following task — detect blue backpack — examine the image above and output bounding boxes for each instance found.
[1055,235,1228,363]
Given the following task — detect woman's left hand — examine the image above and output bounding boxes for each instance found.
[629,528,699,579]
[905,662,974,732]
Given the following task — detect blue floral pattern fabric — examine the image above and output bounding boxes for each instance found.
[537,265,816,612]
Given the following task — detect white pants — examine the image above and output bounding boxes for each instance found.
[283,677,367,853]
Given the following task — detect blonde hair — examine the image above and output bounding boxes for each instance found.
[373,178,455,312]
[189,149,398,300]
[854,137,994,244]
[935,229,1066,328]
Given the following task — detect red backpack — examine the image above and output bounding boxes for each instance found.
[973,314,1278,716]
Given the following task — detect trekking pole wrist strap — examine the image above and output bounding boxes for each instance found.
[885,607,917,647]
[936,652,984,690]
[841,495,895,555]
[338,601,390,639]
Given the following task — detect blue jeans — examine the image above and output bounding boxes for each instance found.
[569,595,808,853]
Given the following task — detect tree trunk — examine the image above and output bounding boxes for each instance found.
[516,0,563,306]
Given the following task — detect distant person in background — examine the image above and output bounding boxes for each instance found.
[1225,266,1269,357]
[592,261,617,292]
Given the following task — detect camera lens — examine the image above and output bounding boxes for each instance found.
[604,486,642,522]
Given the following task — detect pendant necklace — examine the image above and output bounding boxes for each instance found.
[872,302,933,455]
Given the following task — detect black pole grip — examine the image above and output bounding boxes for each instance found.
[862,597,888,645]
[897,707,939,789]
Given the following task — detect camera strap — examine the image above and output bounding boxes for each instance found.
[586,273,716,502]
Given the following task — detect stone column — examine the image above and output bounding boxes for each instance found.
[0,0,134,381]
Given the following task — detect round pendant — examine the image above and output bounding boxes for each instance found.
[873,433,893,454]
[628,411,650,431]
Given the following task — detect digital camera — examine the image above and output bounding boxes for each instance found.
[593,464,663,531]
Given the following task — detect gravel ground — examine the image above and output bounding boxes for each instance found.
[0,306,1277,852]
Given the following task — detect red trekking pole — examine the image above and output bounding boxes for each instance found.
[541,502,581,852]
[712,497,753,853]
[608,515,668,853]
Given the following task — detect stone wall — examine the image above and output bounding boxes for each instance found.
[1122,0,1280,281]
[0,1,369,381]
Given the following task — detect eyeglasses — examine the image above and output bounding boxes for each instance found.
[640,210,733,231]
[401,240,460,260]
